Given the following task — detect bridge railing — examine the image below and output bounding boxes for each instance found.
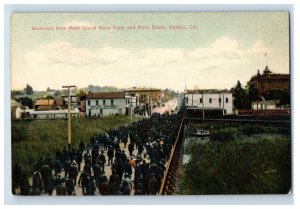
[159,117,185,195]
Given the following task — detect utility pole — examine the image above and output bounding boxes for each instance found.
[62,85,76,148]
[130,97,133,123]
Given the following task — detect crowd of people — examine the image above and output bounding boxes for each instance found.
[12,112,183,196]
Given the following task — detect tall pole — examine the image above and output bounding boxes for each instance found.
[62,85,76,148]
[130,97,133,123]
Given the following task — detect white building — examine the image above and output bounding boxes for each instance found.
[252,100,279,110]
[29,108,79,119]
[85,92,137,117]
[185,89,233,115]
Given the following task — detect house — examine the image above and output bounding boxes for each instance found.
[85,92,136,117]
[247,66,290,96]
[61,94,78,109]
[35,99,56,111]
[252,100,280,110]
[185,89,233,116]
[11,100,21,120]
[55,98,66,110]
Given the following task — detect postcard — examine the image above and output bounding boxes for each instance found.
[10,12,291,196]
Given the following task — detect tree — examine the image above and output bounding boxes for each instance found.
[11,90,22,99]
[16,97,33,108]
[25,84,33,95]
[77,89,87,101]
[232,81,251,109]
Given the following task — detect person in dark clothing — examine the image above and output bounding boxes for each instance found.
[30,187,41,196]
[107,146,114,166]
[128,142,134,157]
[93,162,102,182]
[56,184,67,196]
[69,160,78,186]
[120,180,131,195]
[83,163,92,176]
[79,140,85,154]
[12,162,22,195]
[65,177,75,195]
[85,176,96,195]
[32,171,43,192]
[46,175,56,196]
[20,174,31,196]
[109,171,121,195]
[54,160,62,178]
[98,150,106,172]
[78,170,89,195]
[97,175,110,195]
[40,164,52,191]
[76,149,83,172]
[122,136,128,148]
[149,173,160,195]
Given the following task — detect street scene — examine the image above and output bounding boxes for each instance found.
[10,12,291,196]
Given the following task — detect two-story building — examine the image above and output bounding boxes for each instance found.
[185,89,233,116]
[85,92,136,117]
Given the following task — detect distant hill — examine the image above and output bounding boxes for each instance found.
[87,85,124,93]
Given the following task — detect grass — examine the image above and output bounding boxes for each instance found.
[11,115,139,173]
[180,123,291,194]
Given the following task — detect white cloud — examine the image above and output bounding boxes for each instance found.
[12,36,284,92]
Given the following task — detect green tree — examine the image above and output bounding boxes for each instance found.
[25,84,33,95]
[232,81,251,109]
[77,89,87,101]
[16,97,33,108]
[11,90,22,99]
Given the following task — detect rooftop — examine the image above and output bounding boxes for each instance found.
[185,89,231,94]
[35,99,55,106]
[86,92,125,99]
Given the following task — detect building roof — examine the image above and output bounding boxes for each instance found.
[55,98,65,106]
[11,100,20,107]
[35,99,55,106]
[127,88,161,92]
[185,89,231,94]
[86,92,125,99]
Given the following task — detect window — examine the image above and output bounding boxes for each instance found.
[87,100,90,106]
[103,100,106,106]
[226,98,229,103]
[219,98,221,103]
[200,98,203,103]
[209,98,212,103]
[96,100,98,105]
[111,99,114,107]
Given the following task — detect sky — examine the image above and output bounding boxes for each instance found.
[10,12,290,92]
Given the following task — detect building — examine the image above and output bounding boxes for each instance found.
[11,100,21,120]
[85,92,136,117]
[185,89,233,116]
[127,88,161,107]
[61,94,78,109]
[35,99,57,111]
[247,66,290,95]
[29,109,79,119]
[252,100,279,110]
[55,98,66,110]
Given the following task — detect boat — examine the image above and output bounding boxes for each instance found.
[190,129,210,137]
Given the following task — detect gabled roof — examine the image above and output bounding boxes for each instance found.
[35,99,55,106]
[86,92,125,99]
